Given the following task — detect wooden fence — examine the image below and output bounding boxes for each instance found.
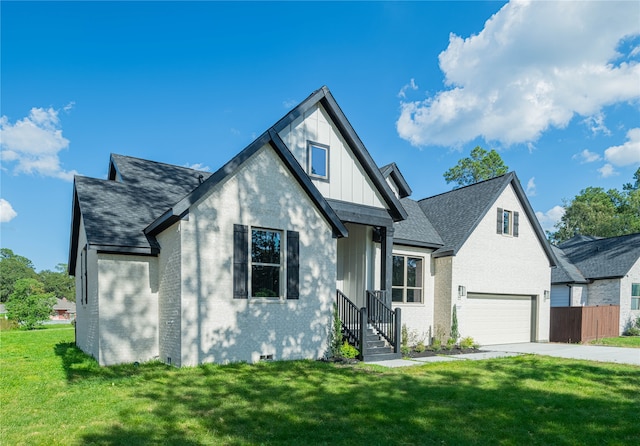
[550,305,620,343]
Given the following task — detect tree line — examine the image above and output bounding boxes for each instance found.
[1,248,75,329]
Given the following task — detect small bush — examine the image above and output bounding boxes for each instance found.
[624,326,640,336]
[340,341,359,359]
[430,338,442,351]
[414,341,426,353]
[400,345,411,356]
[459,336,477,349]
[445,337,456,351]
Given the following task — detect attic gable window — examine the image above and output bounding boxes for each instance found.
[496,207,519,237]
[308,142,329,180]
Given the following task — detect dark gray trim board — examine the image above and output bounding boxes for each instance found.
[326,199,394,227]
[393,239,443,250]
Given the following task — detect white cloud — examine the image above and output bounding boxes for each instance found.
[397,0,640,147]
[604,127,640,166]
[583,113,610,136]
[0,199,17,223]
[535,205,565,233]
[0,107,78,181]
[398,78,419,99]
[184,162,211,172]
[573,149,602,164]
[598,163,618,178]
[526,177,536,196]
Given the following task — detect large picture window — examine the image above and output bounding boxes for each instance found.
[392,255,423,303]
[632,283,640,311]
[251,229,282,298]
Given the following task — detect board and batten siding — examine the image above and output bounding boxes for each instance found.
[174,144,337,366]
[278,103,386,208]
[96,254,159,366]
[451,184,551,342]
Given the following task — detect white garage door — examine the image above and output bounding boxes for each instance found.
[462,294,535,345]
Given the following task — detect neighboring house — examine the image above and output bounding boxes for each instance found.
[52,298,76,321]
[68,86,556,367]
[0,303,6,319]
[551,233,640,334]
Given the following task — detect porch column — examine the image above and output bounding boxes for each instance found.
[380,225,394,307]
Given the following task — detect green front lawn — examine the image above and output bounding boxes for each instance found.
[2,328,639,445]
[590,336,640,348]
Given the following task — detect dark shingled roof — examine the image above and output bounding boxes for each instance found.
[418,174,513,256]
[550,245,587,284]
[417,172,556,265]
[69,156,213,271]
[553,233,640,281]
[393,198,444,248]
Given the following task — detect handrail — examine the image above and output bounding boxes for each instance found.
[366,290,401,353]
[336,290,362,352]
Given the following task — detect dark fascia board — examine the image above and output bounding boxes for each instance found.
[432,249,455,258]
[326,198,394,228]
[508,172,558,267]
[67,180,81,275]
[94,245,159,256]
[273,86,407,222]
[145,130,348,239]
[393,238,443,250]
[380,163,412,198]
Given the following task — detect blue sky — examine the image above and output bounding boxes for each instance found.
[1,0,639,272]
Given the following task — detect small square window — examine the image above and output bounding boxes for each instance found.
[308,142,329,179]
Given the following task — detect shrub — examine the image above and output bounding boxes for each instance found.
[451,305,459,341]
[329,304,343,358]
[624,326,640,336]
[414,341,426,353]
[401,324,409,348]
[459,336,476,349]
[445,337,456,351]
[340,340,359,359]
[430,338,442,351]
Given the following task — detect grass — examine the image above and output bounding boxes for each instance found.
[590,336,640,348]
[2,328,639,445]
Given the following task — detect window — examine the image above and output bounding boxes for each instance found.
[632,283,640,311]
[251,229,282,298]
[233,225,299,300]
[496,207,519,237]
[392,255,423,303]
[308,142,329,179]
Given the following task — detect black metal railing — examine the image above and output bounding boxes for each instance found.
[337,290,361,351]
[366,290,401,353]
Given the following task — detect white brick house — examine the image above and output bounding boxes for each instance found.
[69,86,556,366]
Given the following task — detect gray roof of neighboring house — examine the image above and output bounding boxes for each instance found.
[552,233,640,282]
[393,198,444,248]
[550,245,588,284]
[54,298,76,312]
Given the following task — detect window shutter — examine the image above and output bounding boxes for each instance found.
[287,231,299,299]
[233,224,248,299]
[496,208,503,234]
[513,211,519,237]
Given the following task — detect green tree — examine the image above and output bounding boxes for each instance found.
[39,263,75,302]
[5,278,56,329]
[551,168,640,243]
[0,248,38,302]
[444,146,509,188]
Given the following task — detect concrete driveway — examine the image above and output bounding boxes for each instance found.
[484,343,640,366]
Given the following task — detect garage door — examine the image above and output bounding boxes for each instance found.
[462,293,535,345]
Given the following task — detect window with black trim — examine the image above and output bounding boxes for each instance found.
[632,283,640,311]
[251,229,282,298]
[392,255,423,303]
[308,142,329,180]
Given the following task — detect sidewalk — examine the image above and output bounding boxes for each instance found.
[369,343,640,367]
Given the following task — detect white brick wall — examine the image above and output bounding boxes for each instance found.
[157,223,182,366]
[621,258,640,334]
[74,218,100,361]
[174,144,337,366]
[97,254,159,365]
[442,184,552,342]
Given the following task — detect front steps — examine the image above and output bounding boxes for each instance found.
[362,328,401,362]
